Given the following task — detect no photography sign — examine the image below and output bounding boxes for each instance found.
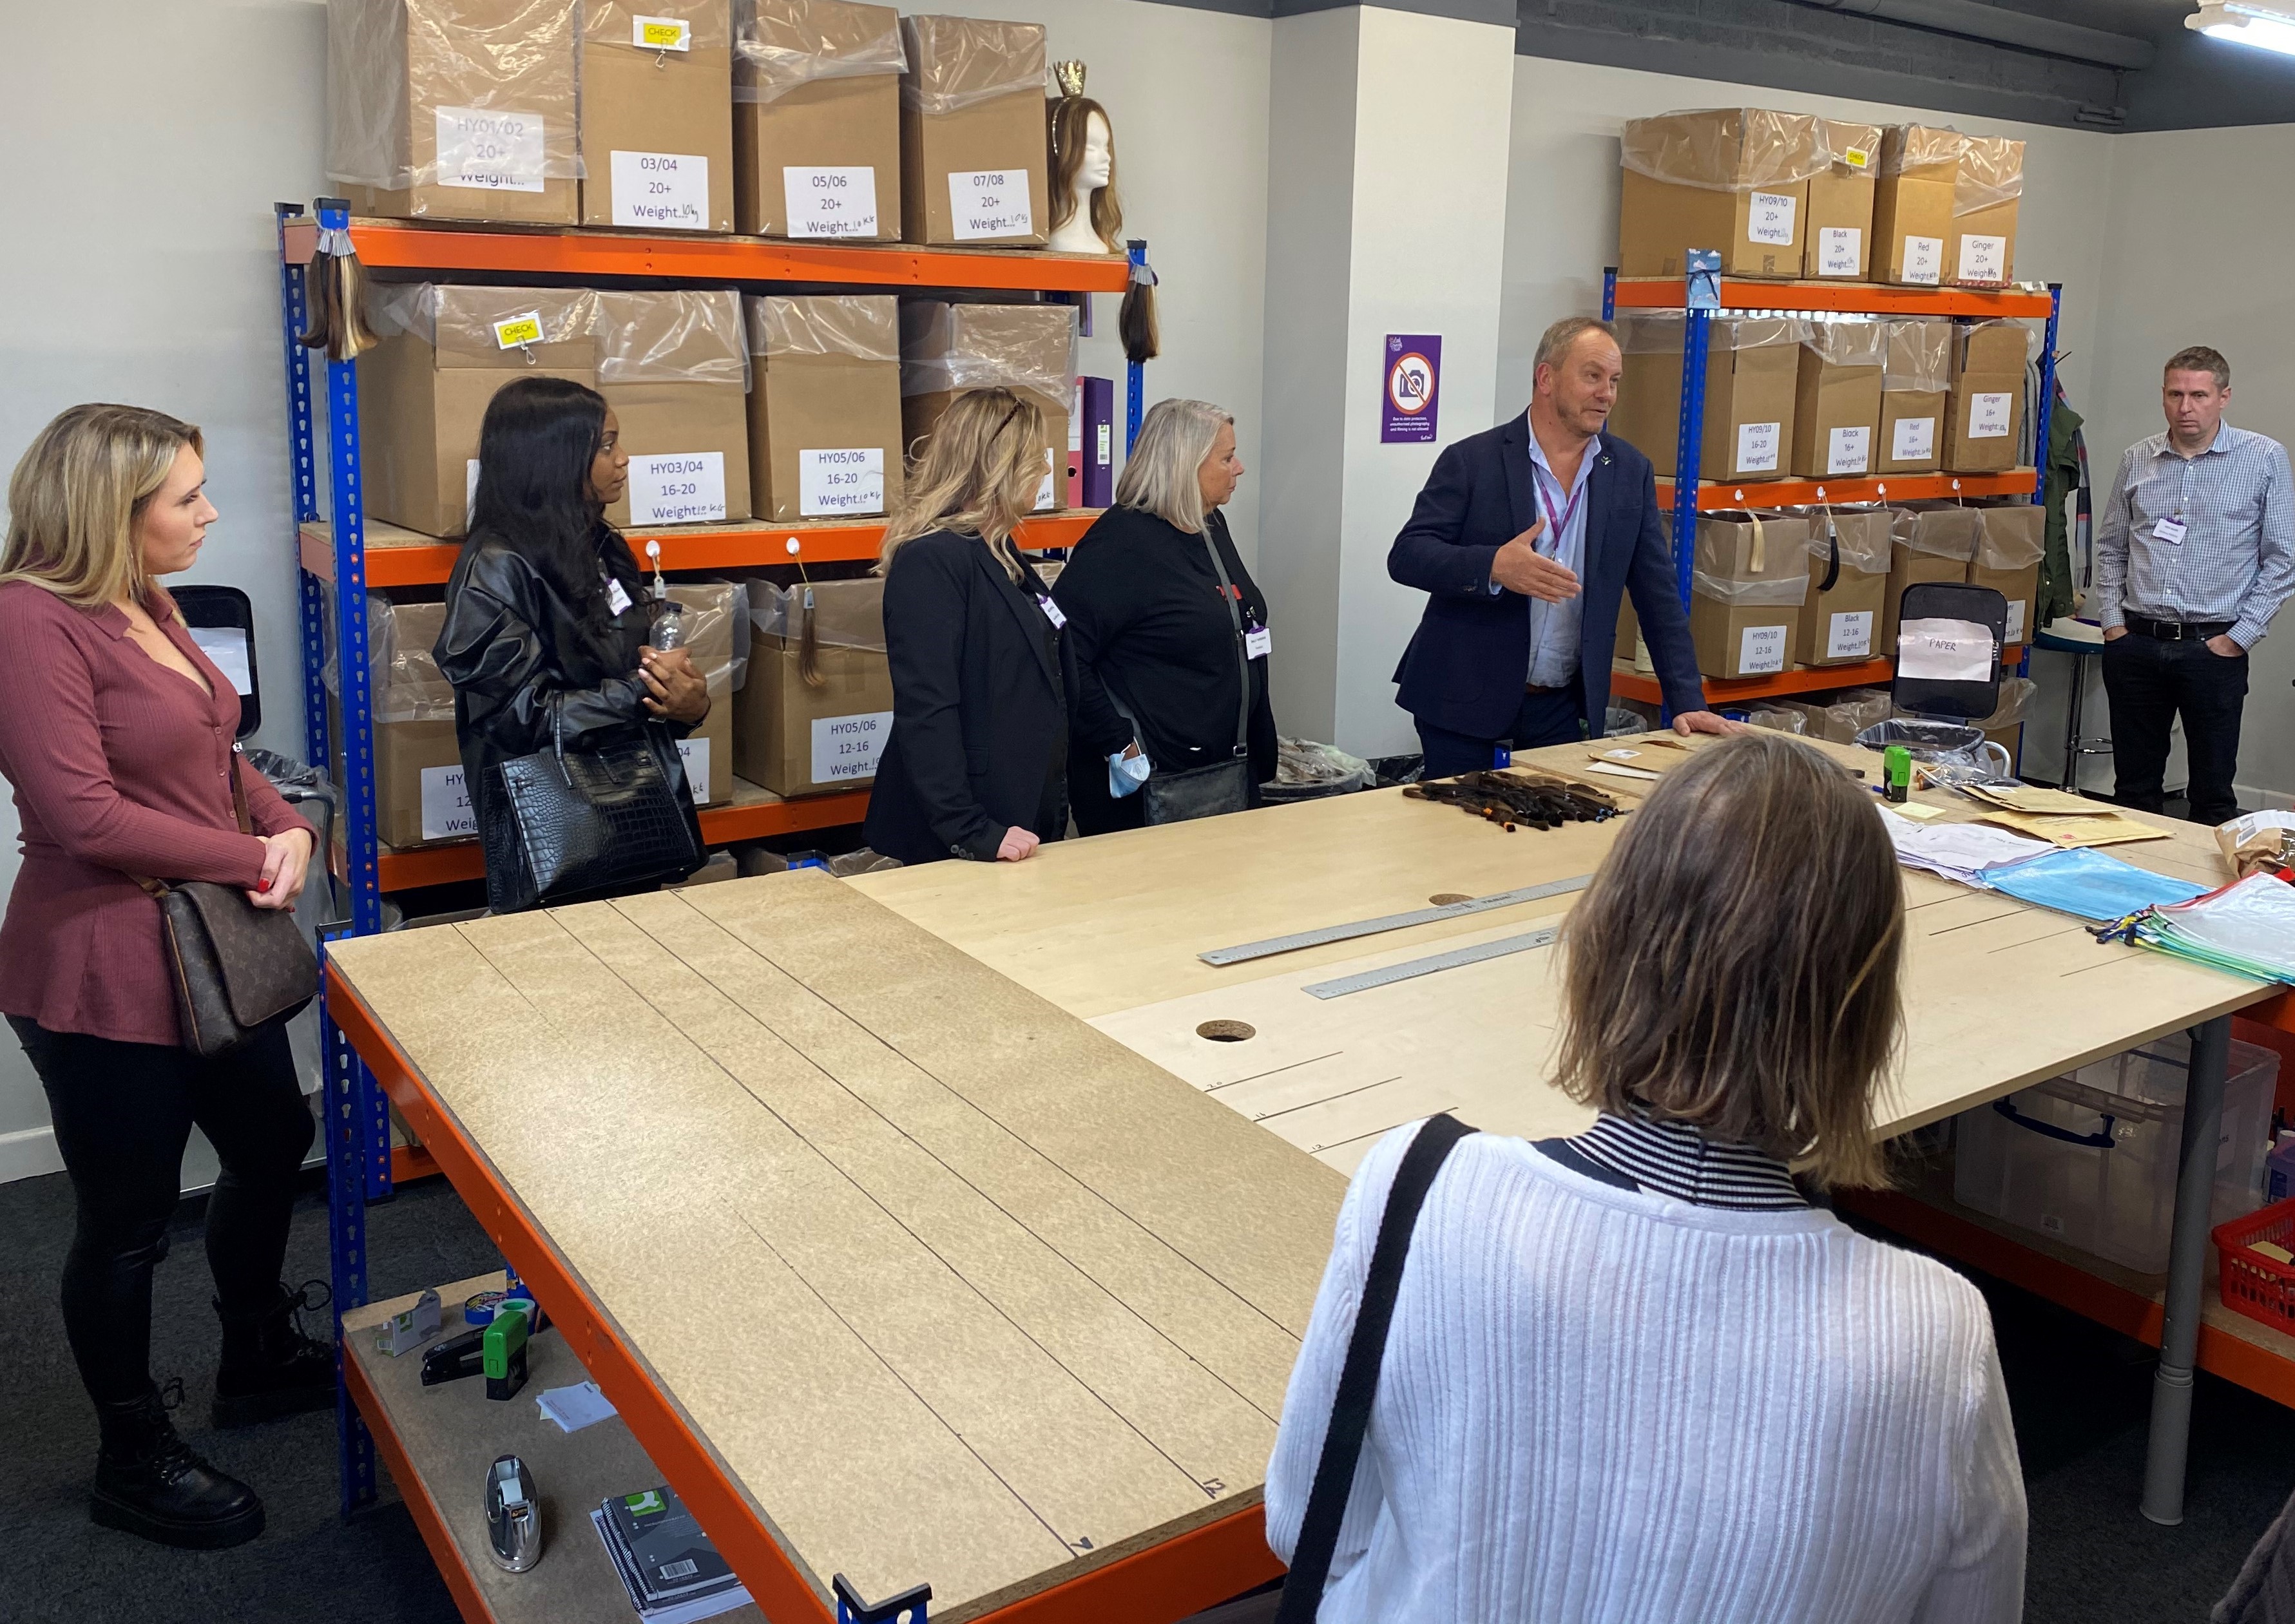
[1381,334,1441,443]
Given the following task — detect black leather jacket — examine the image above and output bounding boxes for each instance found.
[434,525,697,906]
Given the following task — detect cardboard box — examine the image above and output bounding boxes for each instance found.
[1970,504,2045,646]
[1805,119,1881,279]
[733,0,905,239]
[1878,319,1950,474]
[360,285,598,539]
[327,0,581,225]
[593,290,753,530]
[1687,511,1809,679]
[1617,110,1825,280]
[899,15,1047,247]
[1883,505,1982,654]
[663,581,739,807]
[579,2,736,233]
[1610,314,1803,482]
[732,579,894,796]
[900,301,1077,509]
[1789,321,1885,480]
[329,598,469,850]
[1872,125,2024,287]
[1943,319,2026,473]
[746,294,904,522]
[1795,508,1893,667]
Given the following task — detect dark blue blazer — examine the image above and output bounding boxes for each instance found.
[1388,417,1706,740]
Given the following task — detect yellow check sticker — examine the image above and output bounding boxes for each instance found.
[1844,146,1871,169]
[635,15,691,49]
[492,312,544,349]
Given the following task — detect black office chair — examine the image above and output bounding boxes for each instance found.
[169,584,262,738]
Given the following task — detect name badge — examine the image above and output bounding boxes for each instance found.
[605,577,633,615]
[1038,596,1067,629]
[2154,517,2187,546]
[1245,624,1272,660]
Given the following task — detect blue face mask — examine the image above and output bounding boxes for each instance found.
[1108,745,1152,798]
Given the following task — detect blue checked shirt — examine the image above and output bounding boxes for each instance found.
[2095,423,2295,649]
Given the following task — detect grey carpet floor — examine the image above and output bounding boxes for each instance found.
[0,1161,2290,1622]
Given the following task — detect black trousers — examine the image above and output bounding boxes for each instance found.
[8,1018,312,1407]
[1414,687,1585,781]
[2100,631,2250,828]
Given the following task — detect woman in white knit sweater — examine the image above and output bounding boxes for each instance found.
[1265,732,2026,1623]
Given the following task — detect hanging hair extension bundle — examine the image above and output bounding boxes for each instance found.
[298,213,379,362]
[1120,245,1159,366]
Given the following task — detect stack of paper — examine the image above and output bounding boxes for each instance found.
[591,1485,751,1624]
[535,1380,616,1433]
[1885,817,2054,884]
[1954,783,2168,848]
[1981,846,2209,923]
[2126,874,2295,984]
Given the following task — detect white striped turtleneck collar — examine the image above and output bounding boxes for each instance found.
[1567,1111,1809,1211]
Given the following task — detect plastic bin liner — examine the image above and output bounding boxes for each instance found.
[745,577,887,652]
[1800,318,1885,368]
[1983,846,2208,923]
[733,0,905,104]
[745,293,899,361]
[325,597,456,723]
[326,0,584,189]
[1883,319,1951,393]
[898,14,1044,117]
[1816,118,1883,173]
[1880,125,2025,213]
[584,1,731,48]
[1693,511,1809,606]
[898,301,1076,402]
[591,289,749,387]
[1618,109,1828,191]
[1800,508,1895,575]
[367,283,597,355]
[1892,504,1984,562]
[1744,707,1807,734]
[1260,738,1375,802]
[1854,717,1995,765]
[1973,504,2046,571]
[1617,312,1806,354]
[662,580,744,698]
[1976,675,2037,729]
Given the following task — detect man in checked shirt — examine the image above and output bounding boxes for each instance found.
[2097,346,2294,827]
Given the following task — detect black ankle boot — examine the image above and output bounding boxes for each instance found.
[214,1279,336,1428]
[92,1379,265,1550]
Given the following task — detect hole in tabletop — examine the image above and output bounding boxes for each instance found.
[1196,1020,1256,1043]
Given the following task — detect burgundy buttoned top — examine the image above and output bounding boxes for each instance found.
[0,581,315,1047]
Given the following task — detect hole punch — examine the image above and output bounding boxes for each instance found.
[1196,1020,1256,1043]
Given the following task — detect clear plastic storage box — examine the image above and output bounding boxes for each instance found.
[1953,1034,2278,1274]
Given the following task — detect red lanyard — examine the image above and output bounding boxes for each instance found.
[1532,463,1586,555]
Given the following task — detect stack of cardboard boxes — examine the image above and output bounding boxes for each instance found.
[1687,511,1811,680]
[733,0,906,239]
[1872,126,2024,288]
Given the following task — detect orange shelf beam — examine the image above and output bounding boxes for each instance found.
[1610,650,2022,708]
[1656,470,2038,511]
[390,1143,442,1186]
[301,512,1099,588]
[283,217,1132,293]
[1611,276,2056,318]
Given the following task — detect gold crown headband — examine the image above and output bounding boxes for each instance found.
[1053,60,1086,99]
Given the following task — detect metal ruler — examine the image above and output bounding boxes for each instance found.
[1198,874,1593,968]
[1302,925,1562,1000]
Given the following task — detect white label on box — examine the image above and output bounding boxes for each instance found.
[1892,416,1936,462]
[1816,226,1861,277]
[466,458,482,527]
[677,737,710,803]
[1035,446,1056,511]
[1901,234,1944,285]
[811,711,892,784]
[1735,421,1781,475]
[947,169,1033,240]
[1827,425,1871,475]
[627,452,726,525]
[798,447,885,517]
[782,166,878,238]
[1959,233,2008,283]
[419,765,477,842]
[1738,624,1789,674]
[1747,191,1797,246]
[435,106,547,193]
[611,150,708,229]
[633,14,691,49]
[2004,599,2026,644]
[1899,618,1995,682]
[1827,610,1874,660]
[1968,392,2014,439]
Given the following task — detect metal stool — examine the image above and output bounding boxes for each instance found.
[2033,621,2113,792]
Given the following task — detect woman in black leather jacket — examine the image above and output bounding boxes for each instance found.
[434,377,710,912]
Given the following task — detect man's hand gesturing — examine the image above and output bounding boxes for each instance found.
[1490,518,1580,604]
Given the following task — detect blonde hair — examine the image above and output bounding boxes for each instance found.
[0,404,204,610]
[881,388,1048,583]
[1115,398,1233,534]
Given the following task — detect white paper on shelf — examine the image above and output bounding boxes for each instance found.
[537,1380,618,1433]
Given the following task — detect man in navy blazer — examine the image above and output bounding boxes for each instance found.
[1390,316,1737,777]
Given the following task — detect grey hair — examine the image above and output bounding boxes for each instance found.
[1535,316,1620,379]
[1115,397,1233,533]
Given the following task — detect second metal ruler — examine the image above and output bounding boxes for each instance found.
[1303,926,1562,1000]
[1199,874,1593,968]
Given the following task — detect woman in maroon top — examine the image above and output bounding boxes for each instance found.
[0,405,326,1551]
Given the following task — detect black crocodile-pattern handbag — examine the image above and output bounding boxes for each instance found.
[492,718,704,912]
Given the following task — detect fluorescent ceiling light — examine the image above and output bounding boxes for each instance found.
[2187,3,2295,55]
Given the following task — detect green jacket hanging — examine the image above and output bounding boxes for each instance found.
[2039,385,2086,629]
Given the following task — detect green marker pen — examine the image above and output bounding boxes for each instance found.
[1883,745,1912,804]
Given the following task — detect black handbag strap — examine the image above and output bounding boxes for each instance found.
[1275,1113,1475,1623]
[1202,515,1251,759]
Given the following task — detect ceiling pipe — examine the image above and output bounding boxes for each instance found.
[1795,0,2158,70]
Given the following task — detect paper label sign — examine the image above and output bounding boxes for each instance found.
[1035,446,1056,512]
[1842,146,1872,169]
[435,106,547,192]
[783,166,878,238]
[633,14,691,48]
[1747,191,1797,246]
[948,169,1033,240]
[419,765,477,842]
[628,452,726,525]
[677,737,710,803]
[1827,425,1870,475]
[812,711,892,784]
[1827,610,1874,660]
[1381,335,1441,444]
[1959,233,2008,283]
[611,150,708,229]
[1901,234,1943,286]
[1736,421,1781,474]
[493,312,544,350]
[2004,599,2026,644]
[798,447,885,517]
[1816,227,1861,278]
[1892,416,1936,462]
[1738,624,1789,674]
[1968,392,2014,439]
[1899,618,1996,682]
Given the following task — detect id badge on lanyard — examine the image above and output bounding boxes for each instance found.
[1534,465,1586,555]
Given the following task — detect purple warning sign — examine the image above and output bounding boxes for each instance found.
[1380,335,1441,443]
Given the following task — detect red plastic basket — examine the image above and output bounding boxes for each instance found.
[2214,1197,2295,1336]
